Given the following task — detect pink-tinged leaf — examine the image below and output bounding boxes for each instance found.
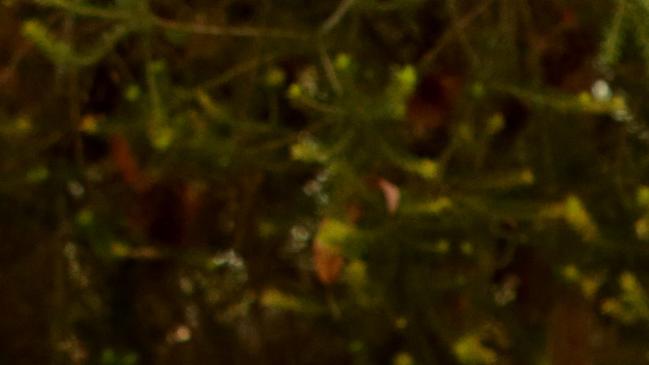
[313,240,344,285]
[377,178,400,214]
[110,133,149,192]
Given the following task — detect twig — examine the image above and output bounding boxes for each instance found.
[34,0,133,20]
[295,97,344,115]
[249,118,335,153]
[144,36,164,125]
[33,0,309,39]
[154,18,308,40]
[0,42,32,87]
[319,45,342,94]
[200,54,278,91]
[446,0,479,66]
[417,0,493,71]
[319,0,356,35]
[599,0,627,66]
[62,12,85,170]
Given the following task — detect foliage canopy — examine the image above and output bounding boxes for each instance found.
[2,0,649,364]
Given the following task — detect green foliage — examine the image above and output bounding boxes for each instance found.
[5,0,649,364]
[453,334,497,365]
[101,349,138,365]
[22,19,130,67]
[602,272,649,324]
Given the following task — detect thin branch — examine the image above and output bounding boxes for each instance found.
[200,54,278,91]
[144,37,164,125]
[417,0,493,72]
[0,42,32,87]
[599,0,627,67]
[33,0,309,39]
[33,0,133,20]
[153,18,308,40]
[446,0,479,66]
[62,11,85,170]
[319,0,356,35]
[319,45,342,94]
[250,118,335,153]
[295,97,344,115]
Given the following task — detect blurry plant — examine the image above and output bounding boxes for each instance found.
[100,349,138,365]
[5,0,649,364]
[453,333,497,365]
[602,272,649,324]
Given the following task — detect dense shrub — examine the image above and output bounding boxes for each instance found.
[2,0,649,364]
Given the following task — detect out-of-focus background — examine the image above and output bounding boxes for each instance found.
[2,0,649,364]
